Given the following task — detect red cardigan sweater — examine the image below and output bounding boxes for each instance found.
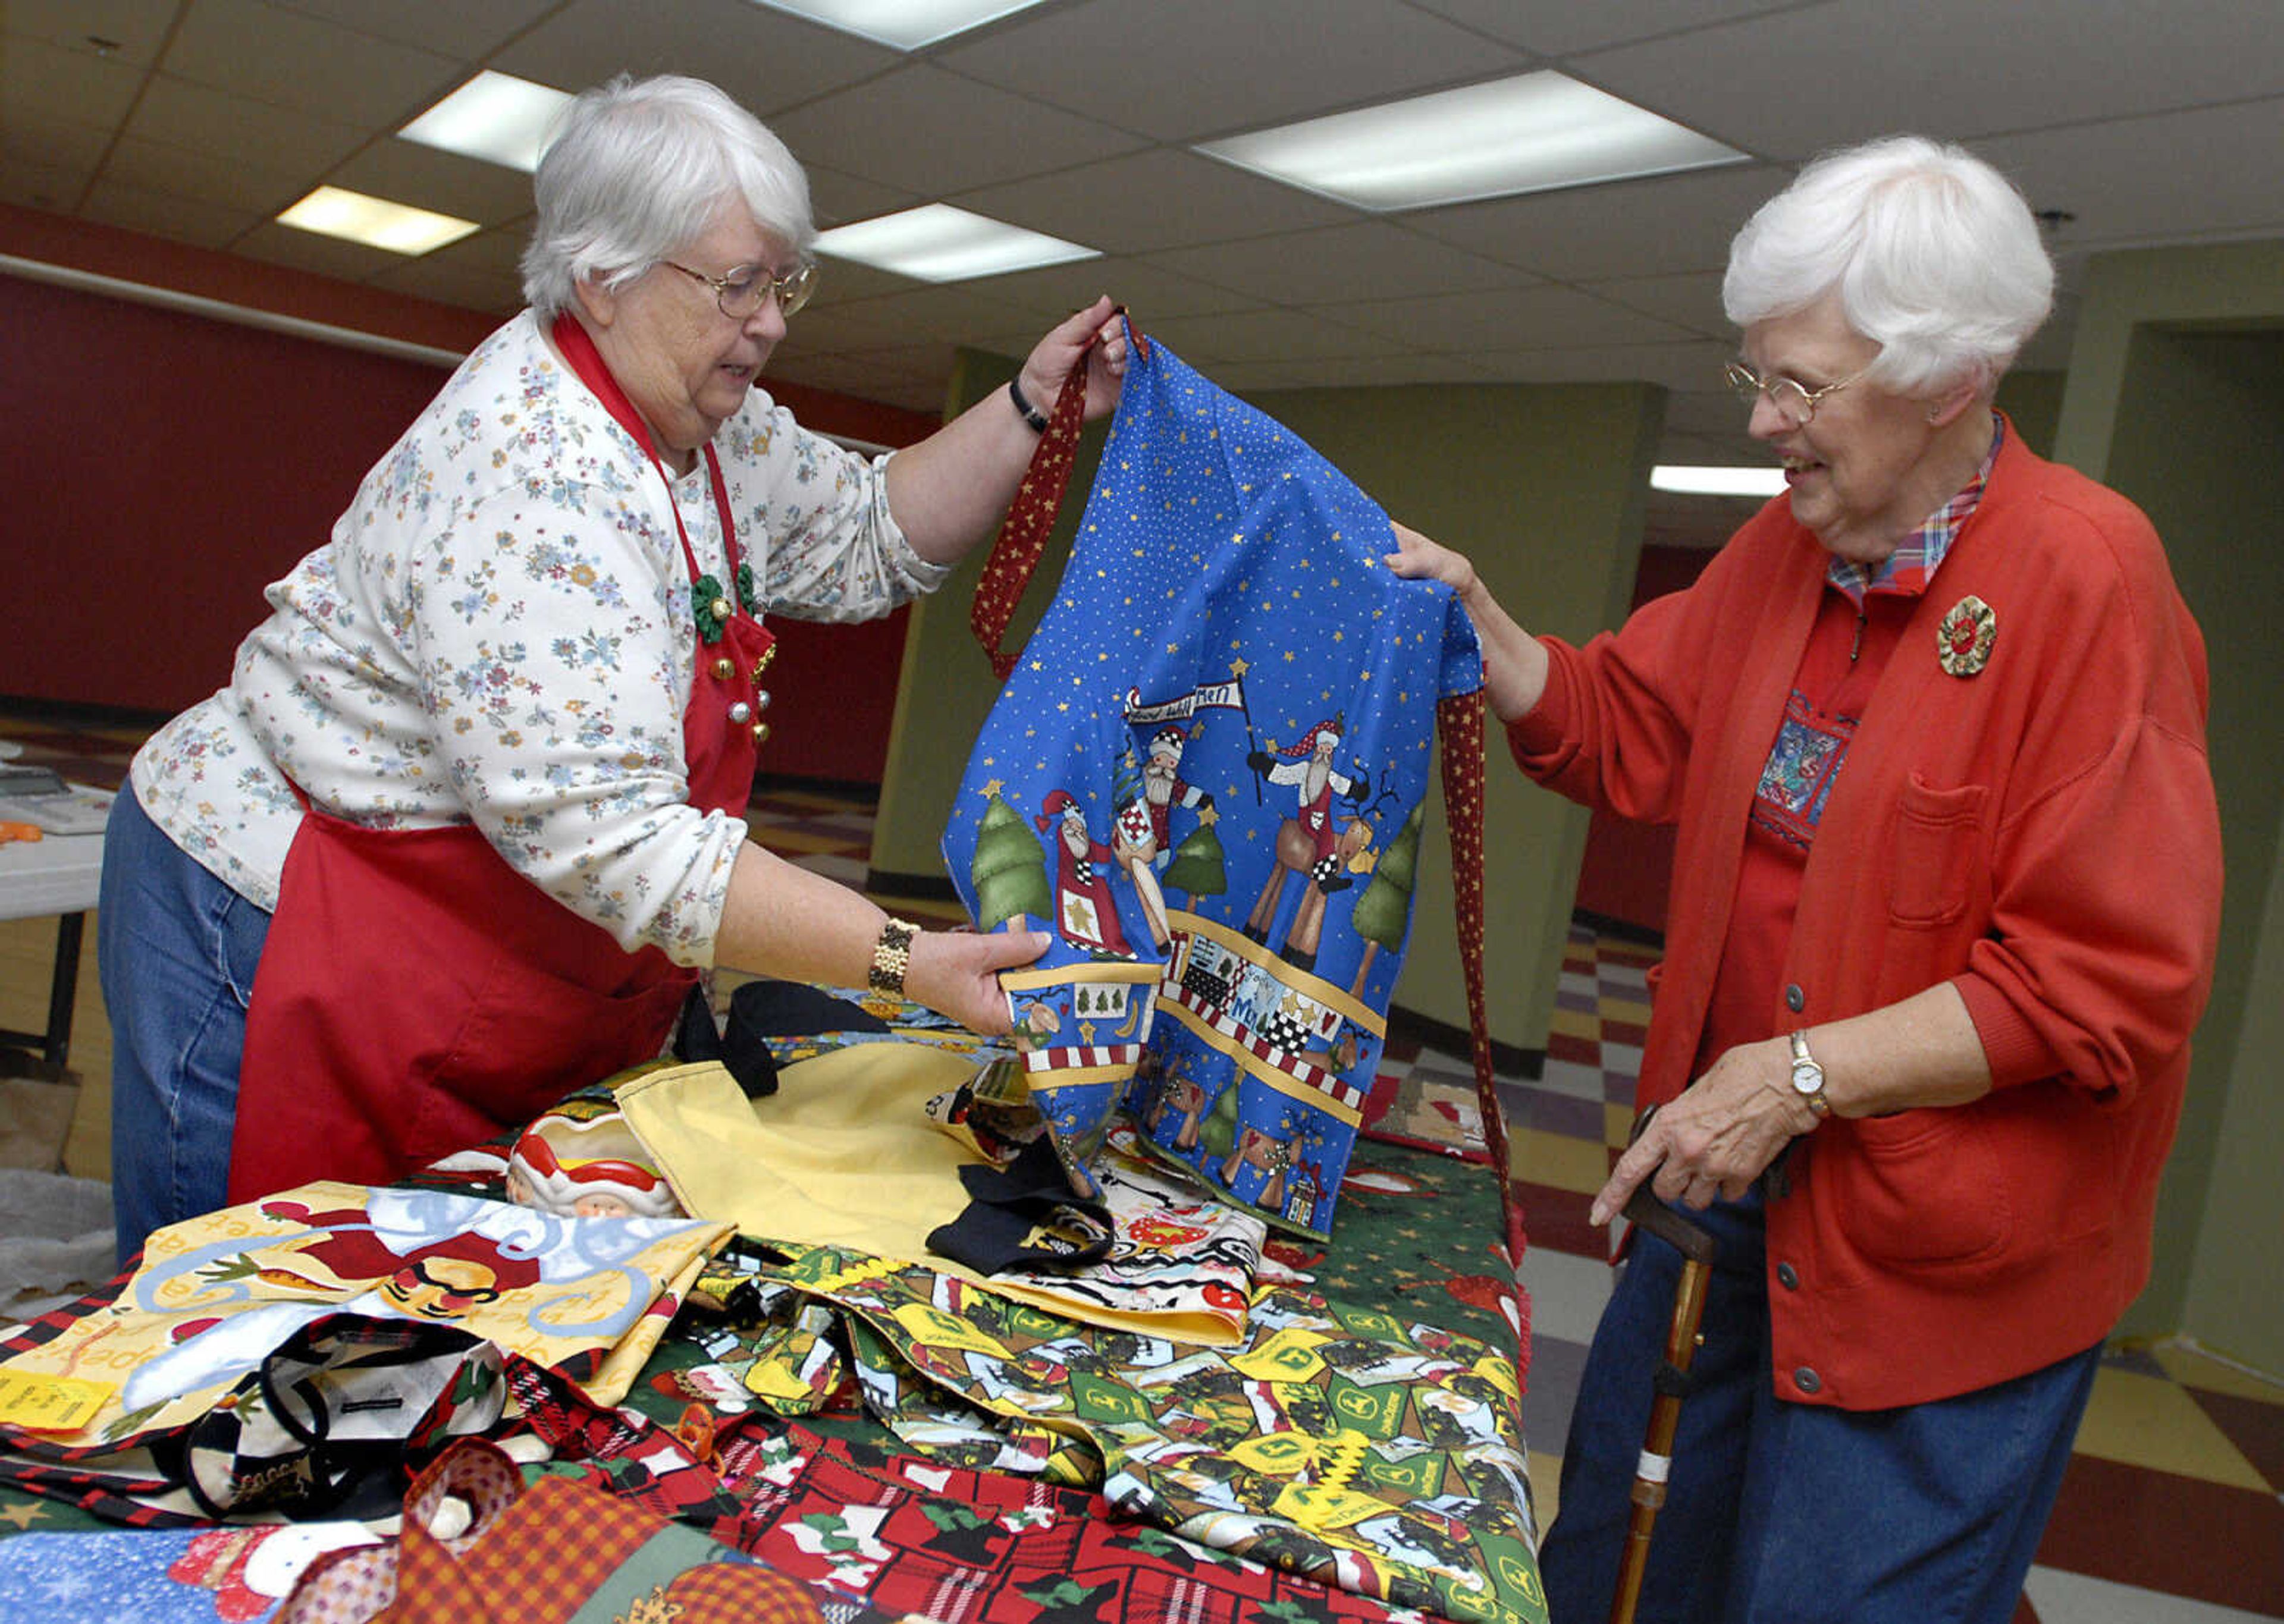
[1513,425,2222,1409]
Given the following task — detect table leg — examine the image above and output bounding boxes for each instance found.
[45,911,84,1066]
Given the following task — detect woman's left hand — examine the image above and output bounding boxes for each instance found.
[1016,294,1127,423]
[1589,1036,1815,1224]
[903,926,1051,1037]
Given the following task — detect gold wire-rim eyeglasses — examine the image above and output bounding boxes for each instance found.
[1724,359,1867,426]
[664,259,819,321]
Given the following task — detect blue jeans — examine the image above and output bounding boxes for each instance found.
[98,785,269,1262]
[1538,1189,2100,1624]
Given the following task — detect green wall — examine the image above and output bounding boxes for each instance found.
[2051,242,2284,1371]
[1243,383,1662,1045]
[870,351,1662,1056]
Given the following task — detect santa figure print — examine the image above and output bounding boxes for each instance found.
[1036,789,1138,956]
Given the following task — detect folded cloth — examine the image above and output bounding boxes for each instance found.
[275,1434,881,1624]
[616,1054,1260,1345]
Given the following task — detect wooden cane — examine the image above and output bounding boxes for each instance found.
[1607,1116,1719,1624]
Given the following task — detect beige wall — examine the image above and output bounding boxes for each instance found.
[2052,243,2284,1371]
[871,347,1662,1056]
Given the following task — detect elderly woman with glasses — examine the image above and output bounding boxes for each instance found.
[99,73,1125,1257]
[1391,134,2220,1623]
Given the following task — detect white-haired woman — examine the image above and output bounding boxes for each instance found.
[1391,135,2220,1622]
[100,74,1122,1256]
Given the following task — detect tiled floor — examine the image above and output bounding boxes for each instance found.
[7,703,2280,1622]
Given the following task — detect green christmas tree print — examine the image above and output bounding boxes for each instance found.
[972,791,1051,932]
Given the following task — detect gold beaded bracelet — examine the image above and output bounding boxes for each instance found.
[868,916,918,997]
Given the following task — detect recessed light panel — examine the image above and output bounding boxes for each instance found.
[277,187,480,255]
[1651,466,1787,497]
[815,204,1097,282]
[399,70,573,172]
[1199,71,1745,212]
[747,0,1049,50]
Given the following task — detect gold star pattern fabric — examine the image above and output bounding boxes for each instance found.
[945,319,1514,1258]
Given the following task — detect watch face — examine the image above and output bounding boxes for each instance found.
[1792,1060,1822,1095]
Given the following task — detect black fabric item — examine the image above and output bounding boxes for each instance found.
[670,983,777,1099]
[925,1137,1115,1274]
[926,1196,1112,1275]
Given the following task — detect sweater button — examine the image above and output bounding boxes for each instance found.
[728,701,752,724]
[1784,984,1806,1013]
[1776,1262,1800,1290]
[1793,1366,1822,1394]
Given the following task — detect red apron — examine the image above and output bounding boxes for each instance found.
[228,314,776,1201]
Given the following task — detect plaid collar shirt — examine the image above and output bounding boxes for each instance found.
[1827,412,2006,606]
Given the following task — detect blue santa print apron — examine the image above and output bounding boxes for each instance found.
[945,322,1511,1246]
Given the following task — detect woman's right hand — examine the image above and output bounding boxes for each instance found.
[904,926,1049,1036]
[1383,521,1551,722]
[1384,521,1482,599]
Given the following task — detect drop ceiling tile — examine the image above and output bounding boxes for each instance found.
[767,62,1144,197]
[808,257,930,304]
[328,139,540,228]
[1405,0,1814,58]
[231,216,421,282]
[274,0,560,59]
[426,223,534,279]
[162,0,461,127]
[0,155,98,216]
[367,254,525,315]
[1407,163,1787,281]
[1325,283,1696,349]
[101,134,312,216]
[0,112,115,178]
[977,256,1263,326]
[127,75,369,174]
[1973,99,2284,253]
[5,0,179,66]
[1140,306,1408,365]
[1474,338,1731,391]
[1579,0,2284,160]
[772,301,933,354]
[1203,359,1314,394]
[801,162,924,233]
[1,33,147,128]
[956,147,1357,256]
[1253,351,1507,388]
[77,177,269,250]
[1150,221,1530,307]
[818,281,1042,342]
[1585,271,1730,338]
[494,0,896,118]
[936,0,1532,143]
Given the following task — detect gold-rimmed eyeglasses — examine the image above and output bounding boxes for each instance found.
[664,259,819,321]
[1724,360,1866,428]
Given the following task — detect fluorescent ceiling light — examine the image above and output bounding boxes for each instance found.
[1652,465,1787,497]
[747,0,1049,50]
[277,187,479,255]
[815,203,1097,282]
[399,70,573,172]
[1198,71,1745,212]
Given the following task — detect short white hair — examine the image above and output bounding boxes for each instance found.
[1723,135,2054,396]
[520,74,814,320]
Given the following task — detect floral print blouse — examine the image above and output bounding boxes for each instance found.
[132,310,949,966]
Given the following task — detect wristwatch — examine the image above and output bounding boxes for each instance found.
[1787,1029,1832,1120]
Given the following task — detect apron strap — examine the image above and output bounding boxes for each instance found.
[1439,686,1529,1380]
[970,346,1096,684]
